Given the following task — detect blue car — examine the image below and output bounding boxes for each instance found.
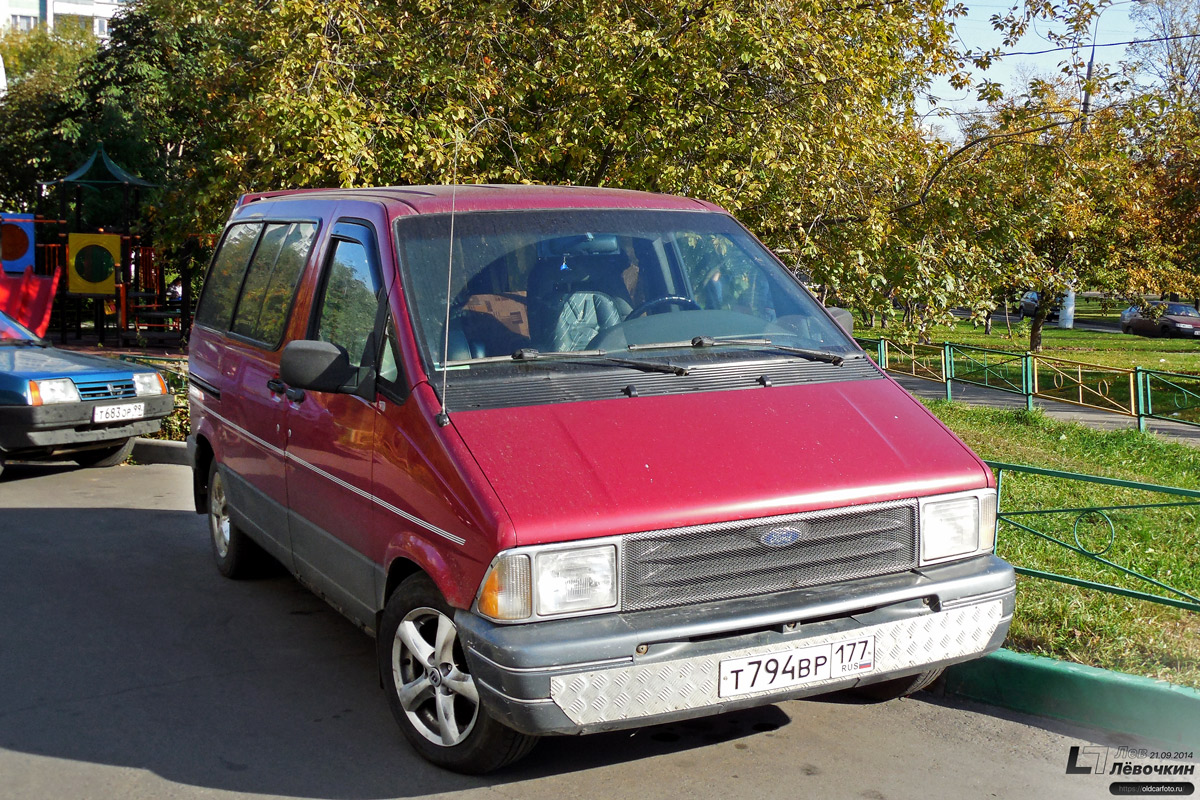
[0,309,173,477]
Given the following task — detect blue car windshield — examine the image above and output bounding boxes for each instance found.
[395,209,853,373]
[0,310,40,343]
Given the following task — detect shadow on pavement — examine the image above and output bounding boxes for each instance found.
[0,499,789,798]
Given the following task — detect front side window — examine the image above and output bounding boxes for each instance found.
[314,238,382,369]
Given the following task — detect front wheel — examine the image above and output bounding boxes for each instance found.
[850,667,943,702]
[379,574,538,773]
[75,438,134,468]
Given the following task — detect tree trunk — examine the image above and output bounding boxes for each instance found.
[1029,311,1046,352]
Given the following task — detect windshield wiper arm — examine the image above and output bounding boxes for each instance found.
[629,336,850,366]
[511,348,689,376]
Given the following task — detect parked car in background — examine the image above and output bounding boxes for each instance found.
[1017,291,1061,321]
[189,185,1015,774]
[1120,302,1200,338]
[0,309,172,477]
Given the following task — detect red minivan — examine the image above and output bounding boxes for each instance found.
[187,186,1014,773]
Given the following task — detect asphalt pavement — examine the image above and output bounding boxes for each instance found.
[0,462,1157,800]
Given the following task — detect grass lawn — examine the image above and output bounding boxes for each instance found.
[924,400,1200,688]
[860,318,1200,375]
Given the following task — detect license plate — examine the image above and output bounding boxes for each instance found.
[718,635,875,698]
[93,403,144,423]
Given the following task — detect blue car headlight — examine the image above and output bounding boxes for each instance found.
[28,378,81,405]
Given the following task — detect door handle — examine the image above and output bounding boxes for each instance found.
[285,387,306,403]
[267,378,286,394]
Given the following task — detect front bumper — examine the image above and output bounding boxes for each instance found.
[455,554,1014,736]
[0,394,174,457]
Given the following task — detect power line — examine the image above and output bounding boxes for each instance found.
[995,31,1200,57]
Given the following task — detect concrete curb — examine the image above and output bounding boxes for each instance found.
[131,437,190,466]
[943,649,1200,748]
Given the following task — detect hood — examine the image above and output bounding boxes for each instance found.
[0,345,141,382]
[451,377,990,546]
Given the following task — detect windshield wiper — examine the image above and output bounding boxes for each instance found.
[510,348,689,376]
[0,339,46,347]
[629,336,851,366]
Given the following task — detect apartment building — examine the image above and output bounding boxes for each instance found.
[2,0,122,39]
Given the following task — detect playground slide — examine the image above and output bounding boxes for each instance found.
[0,266,61,337]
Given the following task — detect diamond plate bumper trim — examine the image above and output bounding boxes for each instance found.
[550,599,1004,726]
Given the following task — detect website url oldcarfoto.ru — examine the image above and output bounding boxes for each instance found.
[1109,782,1195,795]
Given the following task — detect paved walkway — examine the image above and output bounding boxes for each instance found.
[893,374,1200,448]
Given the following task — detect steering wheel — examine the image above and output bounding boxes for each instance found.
[627,295,701,319]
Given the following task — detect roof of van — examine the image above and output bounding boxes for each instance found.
[236,184,726,216]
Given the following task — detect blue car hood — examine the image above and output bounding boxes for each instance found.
[0,345,143,404]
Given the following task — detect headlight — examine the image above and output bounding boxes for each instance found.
[476,544,618,622]
[535,546,617,616]
[1176,323,1194,329]
[133,372,168,396]
[919,490,997,564]
[28,378,80,405]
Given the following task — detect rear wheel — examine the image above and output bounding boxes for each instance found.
[851,668,943,702]
[74,438,134,468]
[207,460,267,578]
[379,574,538,774]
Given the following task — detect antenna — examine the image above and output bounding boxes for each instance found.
[435,136,461,428]
[435,117,501,428]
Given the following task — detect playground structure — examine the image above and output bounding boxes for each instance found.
[0,146,198,347]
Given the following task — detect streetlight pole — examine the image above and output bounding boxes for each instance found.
[1062,0,1140,329]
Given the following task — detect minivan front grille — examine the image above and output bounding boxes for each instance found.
[620,500,919,612]
[74,379,137,401]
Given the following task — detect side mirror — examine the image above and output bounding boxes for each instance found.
[828,307,854,335]
[280,340,359,393]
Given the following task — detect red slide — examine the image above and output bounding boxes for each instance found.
[0,266,61,337]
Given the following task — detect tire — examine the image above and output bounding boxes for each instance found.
[1159,326,1172,339]
[851,667,943,703]
[379,574,538,774]
[74,437,134,468]
[207,460,268,578]
[1122,324,1132,335]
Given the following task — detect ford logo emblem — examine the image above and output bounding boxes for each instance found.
[760,526,803,547]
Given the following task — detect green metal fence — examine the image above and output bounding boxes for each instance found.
[855,336,1200,431]
[988,460,1200,613]
[1139,367,1200,430]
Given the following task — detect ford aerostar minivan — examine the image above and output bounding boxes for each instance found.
[187,185,1014,773]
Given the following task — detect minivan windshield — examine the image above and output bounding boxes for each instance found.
[395,209,853,374]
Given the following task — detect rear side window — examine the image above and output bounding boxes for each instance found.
[230,222,318,346]
[195,223,260,330]
[315,239,382,369]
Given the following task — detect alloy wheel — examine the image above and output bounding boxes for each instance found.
[391,607,480,746]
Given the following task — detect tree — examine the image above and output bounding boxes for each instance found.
[0,27,95,213]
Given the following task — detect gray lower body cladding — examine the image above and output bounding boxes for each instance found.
[455,555,1015,735]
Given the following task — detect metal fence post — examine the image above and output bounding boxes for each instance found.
[1135,367,1147,432]
[943,343,953,401]
[1023,353,1034,411]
